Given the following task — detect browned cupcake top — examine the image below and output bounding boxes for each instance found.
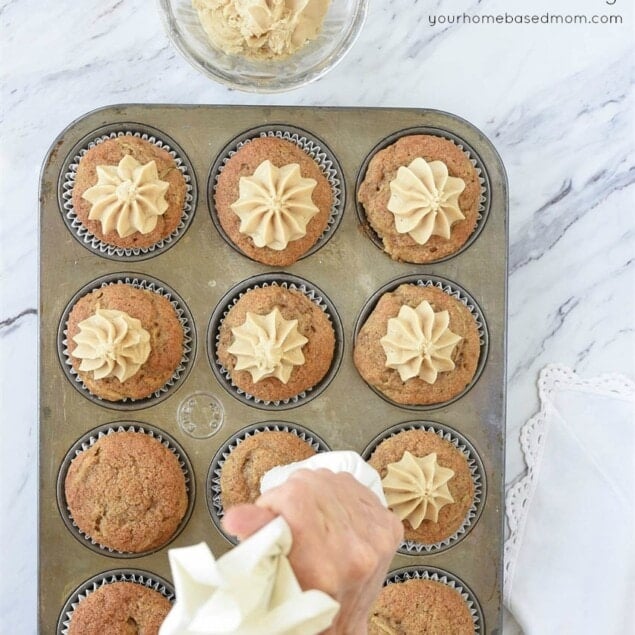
[217,285,335,402]
[353,284,480,406]
[68,581,171,635]
[214,136,333,266]
[64,431,188,553]
[72,136,187,250]
[66,283,184,402]
[358,134,480,263]
[368,578,475,635]
[367,429,475,545]
[220,430,316,509]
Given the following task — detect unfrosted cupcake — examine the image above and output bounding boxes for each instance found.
[366,428,475,546]
[220,430,317,508]
[71,136,187,250]
[214,136,333,266]
[67,580,171,635]
[64,431,188,553]
[65,283,184,401]
[354,283,481,406]
[368,577,475,634]
[216,284,335,402]
[358,134,481,263]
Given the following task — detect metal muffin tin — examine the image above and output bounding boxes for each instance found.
[39,105,507,634]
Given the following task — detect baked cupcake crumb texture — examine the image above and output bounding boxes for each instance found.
[65,281,186,402]
[220,430,317,509]
[354,283,481,406]
[214,135,335,266]
[70,135,188,251]
[358,134,482,263]
[64,430,188,553]
[368,577,476,635]
[66,580,171,635]
[368,428,475,546]
[217,284,335,402]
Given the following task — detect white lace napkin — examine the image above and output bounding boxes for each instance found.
[504,364,635,634]
[161,451,384,635]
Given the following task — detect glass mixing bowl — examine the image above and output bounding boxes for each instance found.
[158,0,368,93]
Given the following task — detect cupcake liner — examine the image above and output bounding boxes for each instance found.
[382,566,484,633]
[58,123,197,261]
[208,124,345,262]
[207,272,344,410]
[56,422,196,558]
[353,273,489,410]
[57,569,175,635]
[362,420,486,555]
[206,421,331,545]
[355,126,490,263]
[58,273,196,410]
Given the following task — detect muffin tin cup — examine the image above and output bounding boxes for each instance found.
[208,124,346,263]
[58,273,196,410]
[382,565,484,633]
[353,273,489,411]
[56,422,196,558]
[362,420,486,556]
[207,421,331,545]
[207,272,344,410]
[355,125,491,264]
[57,568,175,635]
[58,123,197,261]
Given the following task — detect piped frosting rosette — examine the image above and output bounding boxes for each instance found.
[210,125,345,262]
[208,273,343,410]
[59,274,196,410]
[59,125,196,260]
[355,126,490,263]
[362,421,486,555]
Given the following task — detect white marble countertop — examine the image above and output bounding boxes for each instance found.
[1,0,633,632]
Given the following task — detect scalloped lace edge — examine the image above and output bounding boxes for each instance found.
[503,363,635,606]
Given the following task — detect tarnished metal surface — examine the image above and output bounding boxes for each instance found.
[40,105,507,633]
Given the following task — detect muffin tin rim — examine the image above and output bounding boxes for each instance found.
[207,122,346,264]
[206,420,331,545]
[355,124,492,264]
[57,568,175,635]
[57,121,198,262]
[361,419,487,555]
[57,272,197,411]
[207,271,344,410]
[353,273,489,410]
[55,421,196,558]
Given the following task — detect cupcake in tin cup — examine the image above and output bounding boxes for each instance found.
[368,566,483,634]
[61,126,196,259]
[60,274,195,407]
[354,275,487,408]
[209,273,343,409]
[363,421,485,554]
[357,129,488,264]
[207,422,330,544]
[58,569,174,635]
[211,125,345,266]
[58,423,194,556]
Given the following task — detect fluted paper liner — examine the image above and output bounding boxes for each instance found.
[207,421,330,545]
[58,273,196,410]
[59,124,196,261]
[56,422,195,557]
[209,124,345,262]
